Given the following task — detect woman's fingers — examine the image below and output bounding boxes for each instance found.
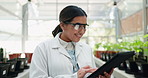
[104,72,111,78]
[78,66,98,78]
[85,68,97,73]
[78,66,113,78]
[78,69,87,78]
[82,65,91,69]
[109,68,114,75]
[98,72,111,78]
[99,75,105,78]
[78,66,91,78]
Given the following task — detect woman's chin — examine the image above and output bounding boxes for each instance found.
[73,39,80,42]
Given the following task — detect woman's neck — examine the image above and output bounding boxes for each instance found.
[60,33,71,42]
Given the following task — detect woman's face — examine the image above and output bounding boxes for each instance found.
[60,16,87,42]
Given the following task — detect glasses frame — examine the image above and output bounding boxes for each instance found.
[64,22,89,30]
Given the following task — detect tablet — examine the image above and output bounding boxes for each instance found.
[87,51,135,78]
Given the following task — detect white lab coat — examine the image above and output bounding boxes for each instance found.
[29,33,96,78]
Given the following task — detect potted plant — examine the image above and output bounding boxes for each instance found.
[106,43,121,61]
[115,42,131,70]
[25,53,33,63]
[94,43,102,58]
[143,34,148,56]
[124,37,148,78]
[124,40,141,74]
[102,43,113,61]
[136,34,148,77]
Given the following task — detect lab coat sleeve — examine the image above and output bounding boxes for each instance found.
[29,45,78,78]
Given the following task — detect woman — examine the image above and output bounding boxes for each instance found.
[30,5,113,78]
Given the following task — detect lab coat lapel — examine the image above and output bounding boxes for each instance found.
[51,34,71,59]
[58,46,71,59]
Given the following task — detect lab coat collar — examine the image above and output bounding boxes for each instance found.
[51,32,83,59]
[58,37,75,50]
[51,33,62,48]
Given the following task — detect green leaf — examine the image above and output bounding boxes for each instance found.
[144,34,148,38]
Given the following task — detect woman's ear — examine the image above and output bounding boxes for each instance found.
[60,22,65,31]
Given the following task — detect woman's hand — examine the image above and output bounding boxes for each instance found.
[77,65,97,78]
[98,72,111,78]
[77,66,114,78]
[98,68,114,78]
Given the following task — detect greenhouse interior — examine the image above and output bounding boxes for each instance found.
[0,0,148,78]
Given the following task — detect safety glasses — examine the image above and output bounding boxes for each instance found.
[64,22,89,30]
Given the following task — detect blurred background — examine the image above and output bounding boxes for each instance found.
[0,0,148,78]
[0,0,147,54]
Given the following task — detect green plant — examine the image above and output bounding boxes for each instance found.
[94,43,102,51]
[111,43,122,51]
[144,34,148,38]
[131,39,144,52]
[102,42,131,52]
[143,34,148,56]
[119,41,132,51]
[102,43,113,51]
[93,43,102,56]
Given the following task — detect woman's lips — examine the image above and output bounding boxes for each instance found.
[75,34,82,38]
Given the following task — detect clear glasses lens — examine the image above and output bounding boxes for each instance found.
[64,22,88,30]
[74,24,86,30]
[74,25,80,30]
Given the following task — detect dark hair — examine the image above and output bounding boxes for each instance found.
[52,5,87,37]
